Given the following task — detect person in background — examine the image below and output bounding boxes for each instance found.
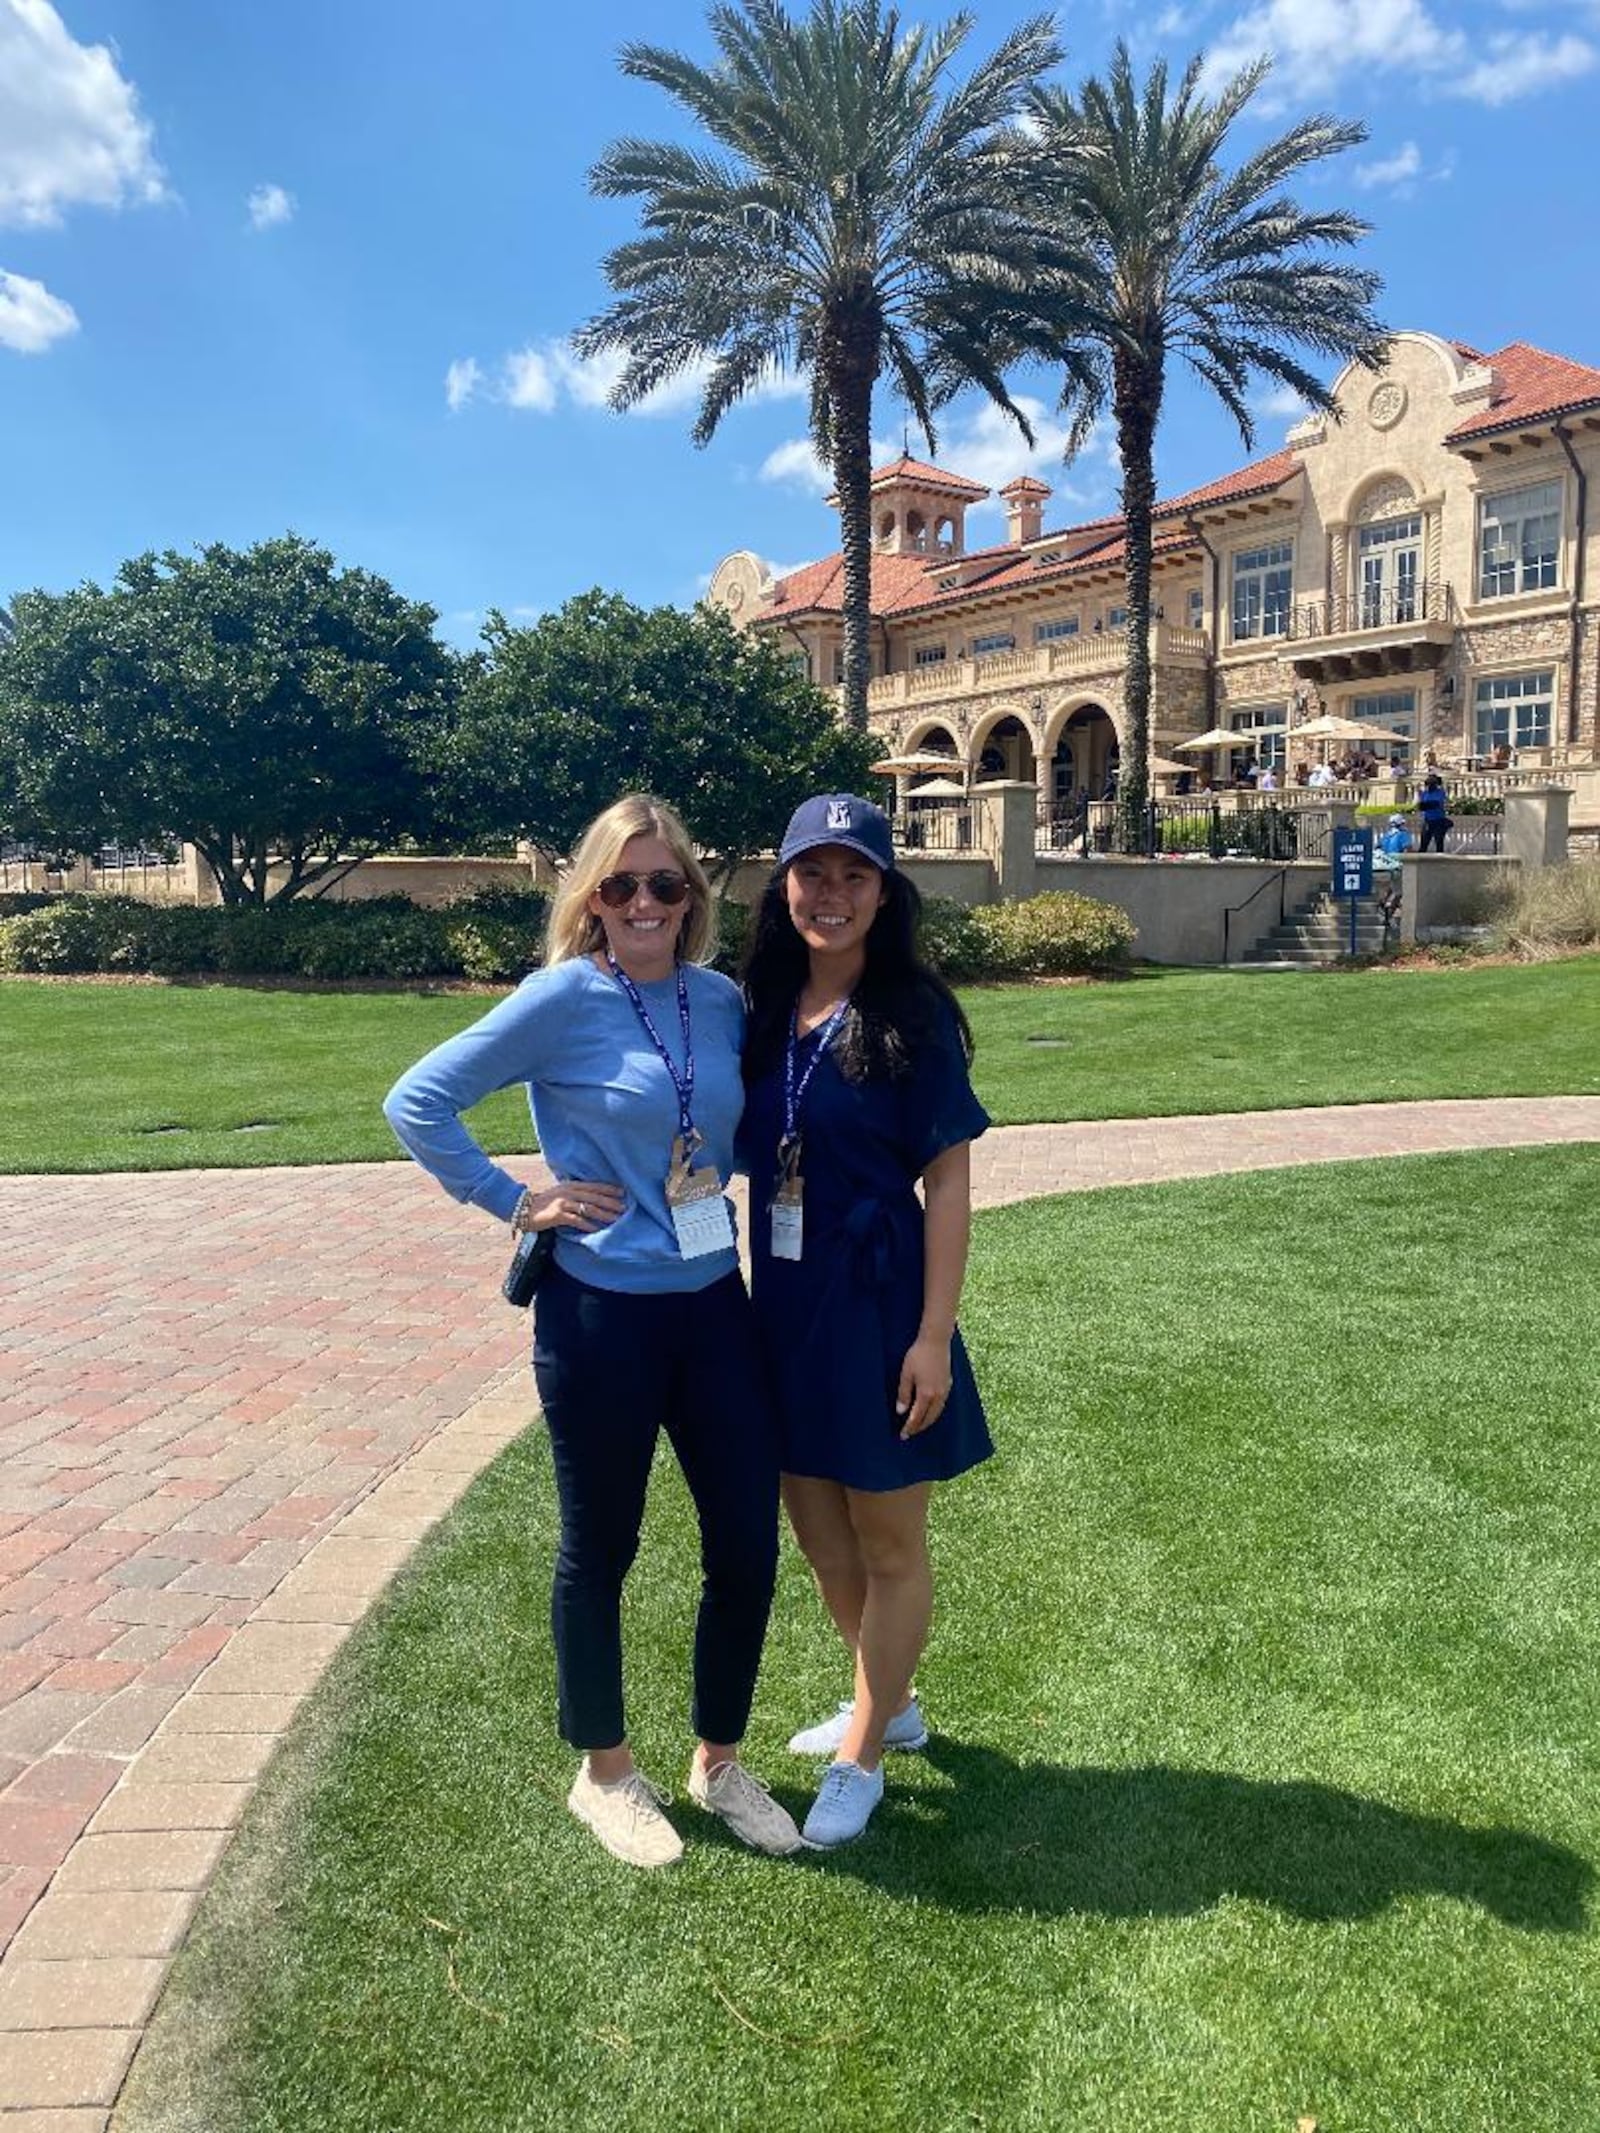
[383,794,800,1871]
[1308,759,1337,789]
[739,795,993,1850]
[1256,762,1279,792]
[1293,759,1311,787]
[1378,811,1413,860]
[1417,772,1452,853]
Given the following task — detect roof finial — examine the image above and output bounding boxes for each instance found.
[901,423,910,459]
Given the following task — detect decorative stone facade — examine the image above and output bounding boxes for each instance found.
[707,331,1600,782]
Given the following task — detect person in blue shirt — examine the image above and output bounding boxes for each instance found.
[1416,773,1452,852]
[738,795,992,1849]
[384,795,799,1869]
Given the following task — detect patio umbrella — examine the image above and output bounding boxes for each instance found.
[1149,754,1191,776]
[1173,725,1285,752]
[869,751,965,774]
[905,776,967,797]
[1287,714,1411,746]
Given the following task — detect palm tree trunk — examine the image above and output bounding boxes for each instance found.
[1113,344,1163,849]
[821,297,883,735]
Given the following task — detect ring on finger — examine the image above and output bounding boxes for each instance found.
[577,1200,588,1219]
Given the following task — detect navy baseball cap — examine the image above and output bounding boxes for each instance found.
[778,793,895,872]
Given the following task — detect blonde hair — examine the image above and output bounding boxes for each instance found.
[544,794,715,968]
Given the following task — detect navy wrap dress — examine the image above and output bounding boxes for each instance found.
[738,1002,994,1492]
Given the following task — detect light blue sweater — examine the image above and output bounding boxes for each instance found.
[382,955,744,1294]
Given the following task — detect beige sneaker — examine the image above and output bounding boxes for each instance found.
[567,1763,684,1869]
[687,1757,804,1856]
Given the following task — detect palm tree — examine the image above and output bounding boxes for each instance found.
[575,0,1061,732]
[1023,45,1388,840]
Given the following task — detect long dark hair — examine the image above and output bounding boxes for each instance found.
[741,863,973,1085]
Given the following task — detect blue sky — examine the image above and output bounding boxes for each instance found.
[3,0,1599,646]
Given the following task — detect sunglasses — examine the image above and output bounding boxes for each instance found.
[596,869,691,909]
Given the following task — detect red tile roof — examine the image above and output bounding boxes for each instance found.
[1153,450,1300,518]
[1000,475,1052,496]
[767,449,1297,622]
[1444,341,1600,443]
[868,453,990,496]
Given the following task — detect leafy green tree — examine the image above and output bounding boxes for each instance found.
[1022,45,1387,838]
[453,590,878,877]
[575,0,1061,732]
[0,537,461,902]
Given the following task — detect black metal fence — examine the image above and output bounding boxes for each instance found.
[1037,798,1336,862]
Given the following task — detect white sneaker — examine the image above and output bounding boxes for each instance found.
[787,1696,928,1757]
[567,1763,683,1869]
[687,1758,804,1855]
[802,1759,885,1849]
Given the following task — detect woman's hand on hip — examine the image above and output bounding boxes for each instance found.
[518,1181,626,1234]
[896,1335,952,1439]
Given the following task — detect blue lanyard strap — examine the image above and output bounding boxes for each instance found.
[782,996,852,1148]
[606,951,697,1145]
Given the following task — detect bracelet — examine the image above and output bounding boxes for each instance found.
[510,1188,535,1234]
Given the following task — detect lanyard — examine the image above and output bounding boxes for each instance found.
[606,951,697,1146]
[782,996,852,1149]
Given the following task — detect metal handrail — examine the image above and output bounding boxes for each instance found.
[1222,866,1290,965]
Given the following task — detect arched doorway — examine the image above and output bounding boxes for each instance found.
[1045,703,1120,804]
[972,712,1035,784]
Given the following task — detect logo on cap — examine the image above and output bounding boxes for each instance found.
[826,799,853,831]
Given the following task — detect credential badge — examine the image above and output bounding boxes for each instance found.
[826,799,853,831]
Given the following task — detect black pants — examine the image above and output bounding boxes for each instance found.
[1419,817,1448,852]
[532,1263,780,1751]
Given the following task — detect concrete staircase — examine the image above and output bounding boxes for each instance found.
[1242,886,1391,965]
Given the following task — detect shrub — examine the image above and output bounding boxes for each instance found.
[1483,862,1600,958]
[967,890,1136,978]
[441,883,550,983]
[710,896,752,978]
[917,894,987,982]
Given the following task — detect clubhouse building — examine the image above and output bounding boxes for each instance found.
[706,332,1600,800]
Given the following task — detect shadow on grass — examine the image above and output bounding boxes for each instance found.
[818,1743,1591,1932]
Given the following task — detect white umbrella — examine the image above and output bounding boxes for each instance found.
[1149,754,1191,776]
[1174,725,1286,752]
[1288,713,1411,745]
[906,776,967,797]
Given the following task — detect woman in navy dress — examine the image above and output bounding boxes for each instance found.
[738,794,992,1847]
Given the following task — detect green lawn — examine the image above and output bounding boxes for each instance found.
[118,1149,1600,2133]
[5,957,1599,1173]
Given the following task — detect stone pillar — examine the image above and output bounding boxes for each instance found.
[181,844,223,906]
[1501,786,1572,871]
[974,780,1038,901]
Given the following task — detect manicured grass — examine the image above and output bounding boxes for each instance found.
[119,1149,1600,2133]
[5,957,1599,1173]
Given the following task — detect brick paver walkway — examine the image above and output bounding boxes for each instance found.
[2,1096,1597,2119]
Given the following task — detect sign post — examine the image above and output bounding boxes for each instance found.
[1331,826,1374,958]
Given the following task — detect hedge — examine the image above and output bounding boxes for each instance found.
[0,883,1136,984]
[0,885,552,982]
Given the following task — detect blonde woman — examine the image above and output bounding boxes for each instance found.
[384,795,799,1868]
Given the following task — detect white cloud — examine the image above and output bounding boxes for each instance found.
[1253,381,1309,419]
[760,437,831,494]
[1449,29,1596,102]
[502,345,558,411]
[758,432,898,495]
[447,335,806,420]
[1203,0,1595,109]
[246,182,295,231]
[0,0,166,228]
[0,265,77,352]
[444,356,482,412]
[1354,140,1423,190]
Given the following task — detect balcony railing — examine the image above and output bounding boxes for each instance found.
[1285,580,1455,642]
[866,620,1211,710]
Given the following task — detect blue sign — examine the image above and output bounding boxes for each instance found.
[1332,826,1374,900]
